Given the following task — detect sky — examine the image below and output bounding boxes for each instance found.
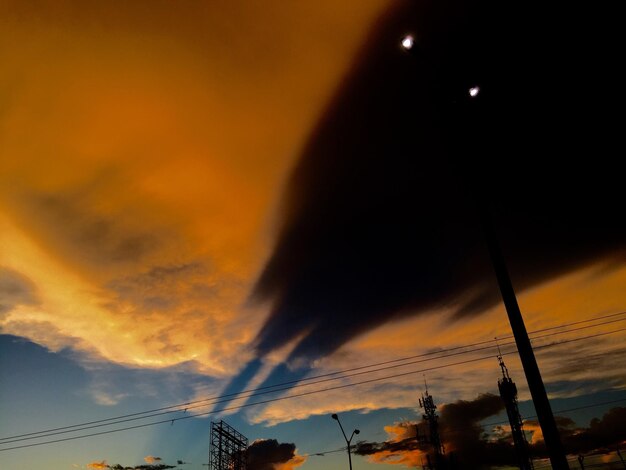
[1,1,625,469]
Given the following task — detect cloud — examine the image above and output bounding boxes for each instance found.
[87,460,175,470]
[90,389,129,406]
[14,180,162,271]
[245,0,626,378]
[355,394,512,469]
[0,267,39,316]
[527,407,626,456]
[0,0,390,381]
[108,466,175,470]
[87,462,108,470]
[246,439,307,470]
[1,0,625,437]
[106,262,214,313]
[357,394,626,469]
[355,421,429,467]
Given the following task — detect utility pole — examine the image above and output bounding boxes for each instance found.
[617,448,626,470]
[481,210,570,470]
[497,352,533,470]
[399,27,570,470]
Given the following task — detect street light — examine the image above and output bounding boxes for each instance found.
[400,34,414,50]
[331,413,360,470]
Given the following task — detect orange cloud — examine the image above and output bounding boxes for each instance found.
[368,449,425,467]
[367,423,427,466]
[356,420,427,468]
[0,0,391,379]
[144,456,162,464]
[87,461,107,470]
[274,454,307,470]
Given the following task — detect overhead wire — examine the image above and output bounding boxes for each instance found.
[481,397,626,429]
[1,326,624,452]
[1,322,624,444]
[2,311,624,444]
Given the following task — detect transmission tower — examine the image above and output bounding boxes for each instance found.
[419,380,445,470]
[497,354,534,470]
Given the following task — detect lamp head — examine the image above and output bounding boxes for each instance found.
[354,429,360,435]
[401,34,414,50]
[331,414,338,420]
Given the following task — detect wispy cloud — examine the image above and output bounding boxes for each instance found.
[87,461,108,470]
[0,267,39,316]
[87,459,176,470]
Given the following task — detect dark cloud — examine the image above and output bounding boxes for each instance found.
[107,262,214,313]
[356,393,626,469]
[355,394,513,469]
[107,465,175,470]
[0,267,39,316]
[528,407,626,457]
[8,172,164,271]
[88,462,176,470]
[245,438,306,470]
[247,0,625,367]
[355,420,429,457]
[438,394,510,468]
[550,347,626,384]
[30,190,157,264]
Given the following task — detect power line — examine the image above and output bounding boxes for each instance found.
[481,398,626,429]
[0,339,524,445]
[2,311,624,444]
[525,310,626,335]
[1,327,624,452]
[2,322,624,445]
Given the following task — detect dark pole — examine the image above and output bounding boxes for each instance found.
[399,29,569,470]
[617,448,626,470]
[332,413,359,470]
[481,210,570,470]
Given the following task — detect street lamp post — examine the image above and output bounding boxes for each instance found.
[400,30,570,470]
[331,413,360,470]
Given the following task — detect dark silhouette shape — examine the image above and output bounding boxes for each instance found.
[497,355,534,470]
[331,413,360,470]
[419,385,445,469]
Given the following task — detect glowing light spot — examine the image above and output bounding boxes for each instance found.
[469,86,480,97]
[401,35,414,50]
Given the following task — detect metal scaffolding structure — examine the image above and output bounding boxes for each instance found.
[209,420,248,470]
[498,355,534,470]
[419,381,445,470]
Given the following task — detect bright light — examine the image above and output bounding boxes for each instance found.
[401,35,414,50]
[469,86,480,97]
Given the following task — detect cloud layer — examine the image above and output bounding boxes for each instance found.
[0,0,390,378]
[356,394,626,469]
[250,0,626,368]
[0,267,39,316]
